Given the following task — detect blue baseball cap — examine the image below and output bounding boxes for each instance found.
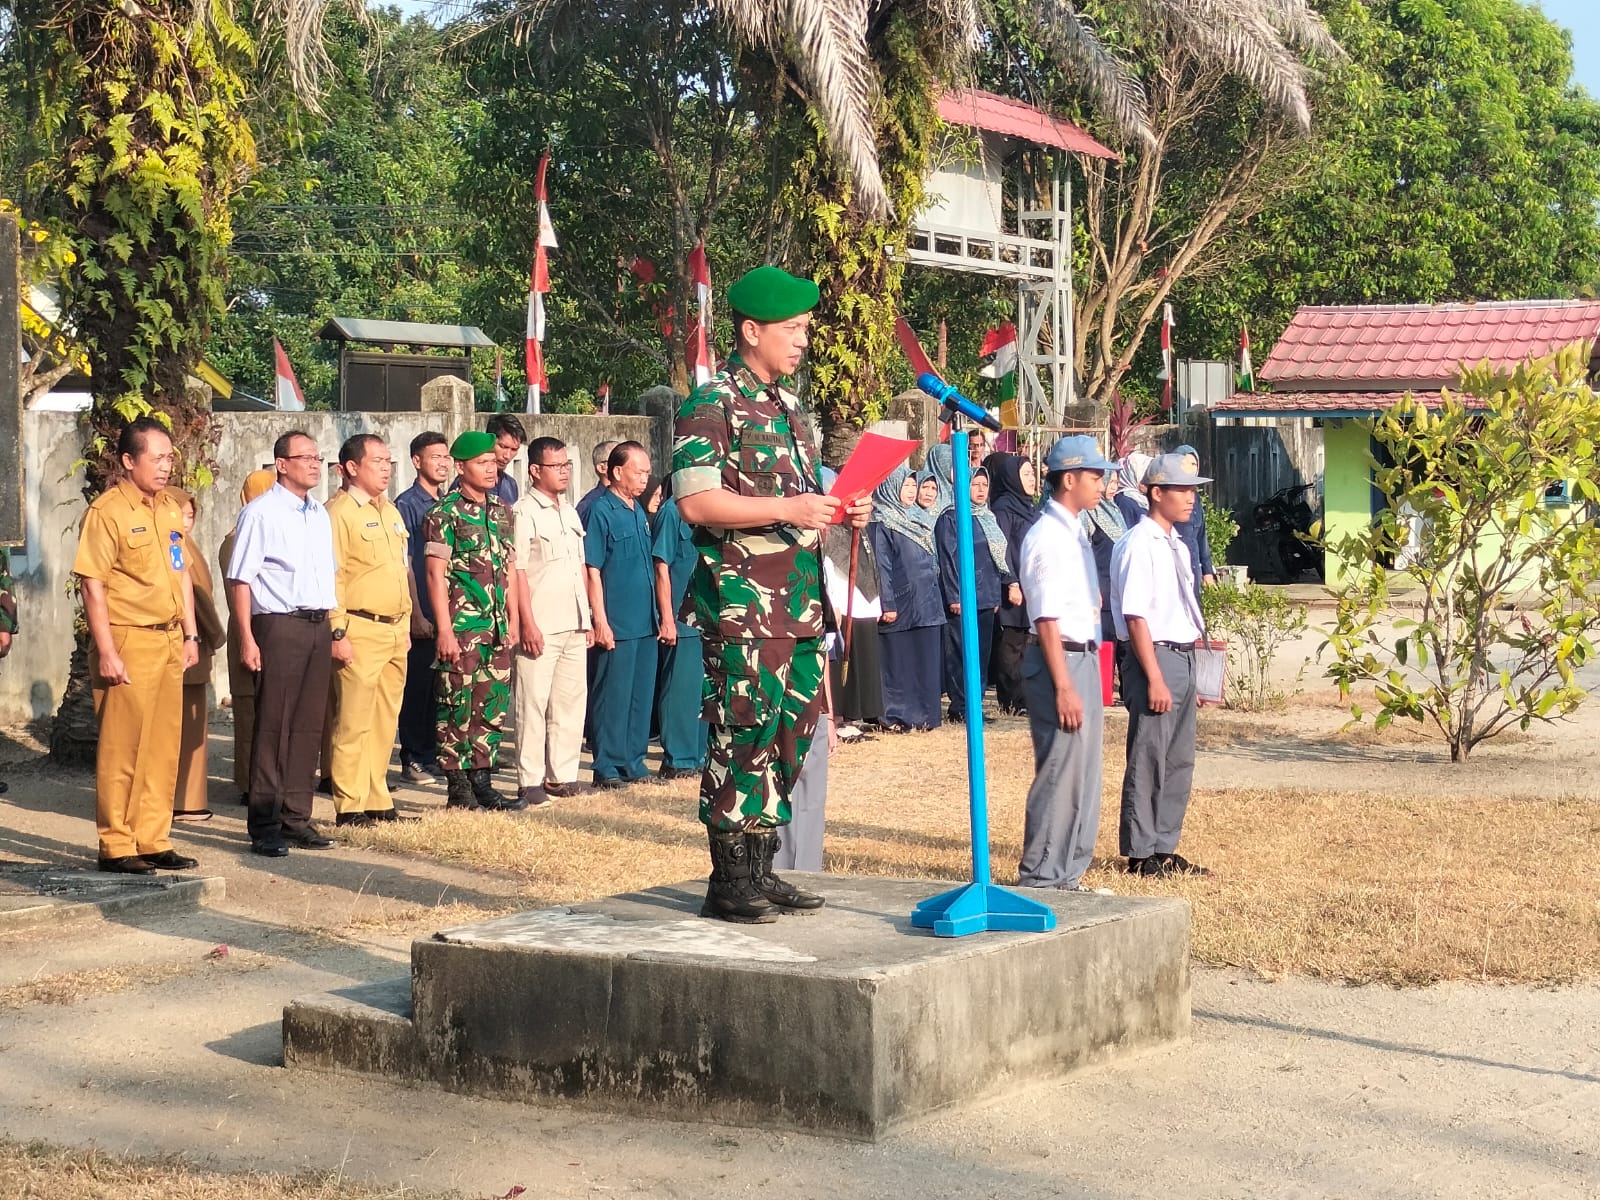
[1044,435,1115,474]
[1142,453,1212,487]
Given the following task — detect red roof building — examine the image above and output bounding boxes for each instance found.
[936,89,1118,161]
[1215,300,1600,416]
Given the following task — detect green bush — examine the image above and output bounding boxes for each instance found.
[1201,581,1309,711]
[1201,493,1240,568]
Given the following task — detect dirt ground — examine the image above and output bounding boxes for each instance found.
[0,623,1597,1198]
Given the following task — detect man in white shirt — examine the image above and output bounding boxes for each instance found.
[227,431,339,858]
[1016,435,1115,892]
[1110,453,1213,878]
[511,437,593,808]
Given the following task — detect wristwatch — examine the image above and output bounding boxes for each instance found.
[332,628,347,641]
[184,635,201,643]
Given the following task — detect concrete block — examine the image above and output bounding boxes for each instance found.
[283,876,1189,1139]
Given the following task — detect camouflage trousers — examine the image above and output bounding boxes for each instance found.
[698,636,825,832]
[435,633,513,771]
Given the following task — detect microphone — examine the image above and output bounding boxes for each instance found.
[917,373,1003,433]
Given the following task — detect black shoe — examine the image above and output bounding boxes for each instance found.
[518,786,550,808]
[701,829,778,923]
[659,766,699,781]
[237,791,249,806]
[98,855,156,875]
[335,812,377,828]
[373,808,419,823]
[317,777,333,795]
[443,769,476,808]
[1127,856,1171,877]
[542,780,579,798]
[284,825,333,849]
[468,768,512,809]
[1160,853,1212,877]
[746,829,825,912]
[141,850,199,871]
[251,839,289,858]
[592,774,626,791]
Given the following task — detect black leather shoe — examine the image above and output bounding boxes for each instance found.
[284,826,333,849]
[658,766,699,780]
[592,775,625,790]
[98,855,156,875]
[334,812,376,828]
[317,777,334,795]
[1127,856,1171,877]
[142,850,199,871]
[237,791,249,806]
[251,839,288,858]
[372,808,419,823]
[1159,853,1212,877]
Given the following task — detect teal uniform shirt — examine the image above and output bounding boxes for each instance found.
[651,498,700,638]
[584,491,658,640]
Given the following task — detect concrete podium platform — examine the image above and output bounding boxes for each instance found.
[284,876,1190,1139]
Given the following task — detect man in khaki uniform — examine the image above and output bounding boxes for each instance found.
[511,436,593,808]
[73,416,201,874]
[327,434,413,826]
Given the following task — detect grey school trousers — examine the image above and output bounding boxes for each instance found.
[1017,644,1104,889]
[1119,642,1197,859]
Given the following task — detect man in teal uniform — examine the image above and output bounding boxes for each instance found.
[584,441,659,787]
[651,485,706,780]
[673,265,872,923]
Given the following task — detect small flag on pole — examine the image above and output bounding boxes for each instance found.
[1159,303,1175,412]
[687,241,714,387]
[526,150,558,414]
[1238,323,1255,392]
[597,381,611,414]
[978,324,1019,428]
[494,347,508,411]
[273,338,306,411]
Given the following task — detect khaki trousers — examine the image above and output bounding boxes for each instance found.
[93,626,183,858]
[513,628,588,788]
[329,617,409,814]
[174,682,210,814]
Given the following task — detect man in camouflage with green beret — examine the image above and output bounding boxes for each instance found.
[674,265,872,923]
[424,431,523,812]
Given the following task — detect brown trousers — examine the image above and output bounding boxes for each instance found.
[174,682,210,813]
[247,612,331,843]
[93,626,182,858]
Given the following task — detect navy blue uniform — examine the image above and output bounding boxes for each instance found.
[585,491,659,781]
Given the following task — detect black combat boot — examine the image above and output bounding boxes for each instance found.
[746,829,825,911]
[701,829,778,924]
[443,770,476,809]
[470,768,518,810]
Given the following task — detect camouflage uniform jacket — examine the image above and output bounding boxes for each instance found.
[422,490,513,643]
[671,354,825,641]
[0,548,16,634]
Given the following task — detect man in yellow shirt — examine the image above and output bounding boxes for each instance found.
[72,416,201,874]
[326,434,414,826]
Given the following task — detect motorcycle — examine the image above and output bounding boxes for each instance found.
[1251,482,1322,582]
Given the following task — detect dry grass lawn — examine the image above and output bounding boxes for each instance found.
[0,1140,461,1199]
[346,721,1600,987]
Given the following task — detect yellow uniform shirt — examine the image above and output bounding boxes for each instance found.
[329,489,412,630]
[71,480,187,627]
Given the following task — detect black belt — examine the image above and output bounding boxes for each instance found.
[288,608,328,623]
[1155,640,1195,652]
[1026,634,1098,653]
[347,609,403,625]
[122,619,182,632]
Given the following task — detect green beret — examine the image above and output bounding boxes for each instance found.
[727,265,820,323]
[451,430,497,461]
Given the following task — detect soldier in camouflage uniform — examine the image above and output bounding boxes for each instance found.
[0,548,15,797]
[424,431,522,812]
[673,266,873,923]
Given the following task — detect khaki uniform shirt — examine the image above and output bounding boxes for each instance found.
[328,489,412,631]
[512,488,591,636]
[72,480,187,627]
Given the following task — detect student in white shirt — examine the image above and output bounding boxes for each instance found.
[1110,453,1213,878]
[1016,435,1116,893]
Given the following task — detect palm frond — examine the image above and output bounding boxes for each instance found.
[1018,0,1153,146]
[922,0,984,54]
[1257,0,1344,62]
[713,0,890,217]
[245,0,367,111]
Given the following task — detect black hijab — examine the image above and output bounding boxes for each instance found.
[984,452,1039,542]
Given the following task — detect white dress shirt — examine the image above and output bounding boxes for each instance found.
[1020,499,1100,644]
[227,483,338,614]
[1111,515,1203,643]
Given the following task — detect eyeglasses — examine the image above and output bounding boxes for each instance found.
[536,461,572,470]
[282,454,321,463]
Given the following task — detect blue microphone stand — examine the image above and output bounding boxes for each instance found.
[910,420,1056,938]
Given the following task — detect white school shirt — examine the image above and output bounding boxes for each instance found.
[1110,515,1203,643]
[226,483,338,615]
[1019,499,1100,644]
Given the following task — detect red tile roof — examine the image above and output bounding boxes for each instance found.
[1259,300,1600,388]
[1211,390,1485,416]
[937,89,1118,160]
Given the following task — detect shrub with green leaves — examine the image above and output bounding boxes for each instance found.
[1200,581,1308,710]
[1322,347,1600,761]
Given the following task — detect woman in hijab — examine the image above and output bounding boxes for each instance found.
[221,468,276,805]
[1083,469,1131,643]
[983,452,1040,714]
[1114,452,1152,528]
[935,466,1013,723]
[168,487,226,821]
[818,469,885,735]
[1172,443,1217,601]
[917,442,956,517]
[870,465,944,732]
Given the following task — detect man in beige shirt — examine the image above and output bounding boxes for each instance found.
[511,436,593,807]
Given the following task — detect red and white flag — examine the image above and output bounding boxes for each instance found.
[526,150,558,414]
[597,380,611,415]
[686,240,713,387]
[1159,303,1176,412]
[273,338,305,411]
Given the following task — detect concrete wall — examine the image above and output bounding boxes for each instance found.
[0,406,663,724]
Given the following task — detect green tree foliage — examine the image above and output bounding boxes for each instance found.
[209,5,481,407]
[1179,0,1600,360]
[1322,348,1600,761]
